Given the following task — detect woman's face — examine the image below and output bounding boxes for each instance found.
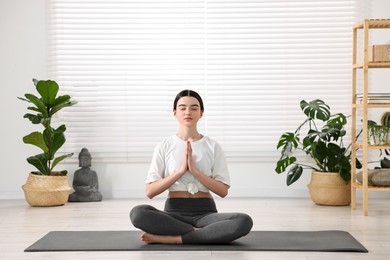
[174,96,203,126]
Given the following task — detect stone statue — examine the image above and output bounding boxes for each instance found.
[68,148,103,202]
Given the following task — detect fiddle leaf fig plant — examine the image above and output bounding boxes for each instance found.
[18,79,77,176]
[275,99,362,186]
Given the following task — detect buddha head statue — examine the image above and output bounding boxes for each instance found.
[78,148,92,167]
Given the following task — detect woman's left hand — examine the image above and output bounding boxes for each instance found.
[186,141,200,175]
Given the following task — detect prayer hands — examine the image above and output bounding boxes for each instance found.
[178,141,199,176]
[186,141,198,175]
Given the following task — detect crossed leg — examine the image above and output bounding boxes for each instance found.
[181,212,253,244]
[130,204,194,244]
[130,205,253,244]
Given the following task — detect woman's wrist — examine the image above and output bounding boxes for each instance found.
[191,169,202,178]
[177,168,187,176]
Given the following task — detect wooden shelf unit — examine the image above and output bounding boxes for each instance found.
[351,19,390,216]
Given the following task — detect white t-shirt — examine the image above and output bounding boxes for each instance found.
[146,135,230,194]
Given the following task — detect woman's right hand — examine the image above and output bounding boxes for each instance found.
[178,142,190,175]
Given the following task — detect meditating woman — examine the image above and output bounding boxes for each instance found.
[130,89,253,244]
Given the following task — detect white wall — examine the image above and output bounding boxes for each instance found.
[0,0,48,199]
[1,0,389,200]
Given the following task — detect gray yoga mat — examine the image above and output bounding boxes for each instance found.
[24,230,368,252]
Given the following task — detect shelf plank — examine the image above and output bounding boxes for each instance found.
[353,62,390,68]
[353,144,390,149]
[352,182,390,191]
[354,19,390,29]
[368,62,390,68]
[353,103,390,108]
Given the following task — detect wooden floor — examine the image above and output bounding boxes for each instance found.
[1,197,389,259]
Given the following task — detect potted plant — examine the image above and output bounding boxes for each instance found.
[275,99,361,206]
[381,111,390,144]
[18,79,77,206]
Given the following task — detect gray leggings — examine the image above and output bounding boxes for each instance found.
[130,198,253,244]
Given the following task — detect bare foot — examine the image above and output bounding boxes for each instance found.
[140,233,183,244]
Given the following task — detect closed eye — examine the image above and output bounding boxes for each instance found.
[178,104,199,110]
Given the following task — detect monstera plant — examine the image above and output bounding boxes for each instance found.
[18,79,77,176]
[275,99,362,186]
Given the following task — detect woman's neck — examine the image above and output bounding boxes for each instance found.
[176,127,202,142]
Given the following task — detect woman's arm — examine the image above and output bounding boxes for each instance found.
[145,170,185,199]
[190,169,229,198]
[145,140,188,199]
[146,146,189,199]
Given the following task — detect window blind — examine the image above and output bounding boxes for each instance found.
[47,0,364,162]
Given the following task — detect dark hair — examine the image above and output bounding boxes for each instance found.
[173,90,204,112]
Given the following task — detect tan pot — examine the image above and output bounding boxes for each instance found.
[22,172,71,207]
[307,171,351,206]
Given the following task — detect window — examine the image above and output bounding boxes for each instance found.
[47,0,364,162]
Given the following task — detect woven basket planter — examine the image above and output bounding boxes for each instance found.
[307,171,351,206]
[22,172,71,207]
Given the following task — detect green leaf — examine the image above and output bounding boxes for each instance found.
[381,157,390,168]
[27,106,40,113]
[36,80,59,107]
[23,113,45,124]
[42,126,51,144]
[368,120,377,126]
[26,154,49,175]
[50,131,66,157]
[327,113,347,128]
[50,100,77,116]
[338,155,351,183]
[23,93,48,117]
[276,132,299,159]
[22,132,49,153]
[287,165,303,186]
[17,96,30,102]
[43,125,67,160]
[277,132,298,149]
[51,153,73,171]
[325,143,343,171]
[356,158,362,169]
[303,133,316,152]
[311,139,323,157]
[308,124,344,143]
[300,99,330,121]
[52,124,66,135]
[275,156,296,174]
[52,95,70,107]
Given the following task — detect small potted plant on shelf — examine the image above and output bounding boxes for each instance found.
[367,116,389,145]
[18,79,77,206]
[275,99,361,206]
[381,111,390,144]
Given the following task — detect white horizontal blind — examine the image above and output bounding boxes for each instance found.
[47,0,363,162]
